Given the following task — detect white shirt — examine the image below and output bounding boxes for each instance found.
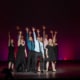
[33,31,44,55]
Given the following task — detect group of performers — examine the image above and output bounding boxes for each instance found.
[8,25,58,73]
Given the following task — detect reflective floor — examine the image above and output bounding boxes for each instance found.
[0,61,80,79]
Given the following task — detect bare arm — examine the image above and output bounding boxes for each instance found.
[43,30,45,41]
[54,43,58,46]
[29,31,32,37]
[41,43,45,58]
[50,30,57,43]
[50,30,54,38]
[18,36,21,46]
[46,48,48,58]
[42,26,46,40]
[37,29,40,37]
[25,27,30,43]
[53,31,58,44]
[32,27,37,41]
[18,31,22,46]
[25,48,27,57]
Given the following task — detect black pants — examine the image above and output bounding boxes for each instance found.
[27,51,35,71]
[44,49,46,70]
[15,58,26,72]
[34,52,44,71]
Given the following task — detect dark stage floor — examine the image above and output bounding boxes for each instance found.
[0,61,80,79]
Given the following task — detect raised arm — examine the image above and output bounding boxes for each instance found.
[42,26,46,40]
[18,31,22,46]
[37,29,40,37]
[32,27,37,41]
[18,36,21,46]
[8,32,10,46]
[50,30,54,38]
[18,31,22,39]
[41,43,45,58]
[29,31,32,37]
[25,48,27,58]
[46,48,49,58]
[53,31,57,38]
[53,31,58,45]
[25,27,29,42]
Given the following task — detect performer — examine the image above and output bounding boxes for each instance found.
[8,32,15,71]
[45,30,57,72]
[15,31,27,72]
[15,26,21,59]
[42,25,48,70]
[32,27,44,72]
[37,29,45,72]
[25,27,35,72]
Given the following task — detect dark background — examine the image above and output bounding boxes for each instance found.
[0,0,80,61]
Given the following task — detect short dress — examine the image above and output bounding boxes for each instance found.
[8,45,15,63]
[46,45,56,62]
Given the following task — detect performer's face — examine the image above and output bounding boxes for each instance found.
[21,39,24,44]
[37,37,40,41]
[11,39,14,44]
[19,31,22,35]
[29,37,33,41]
[49,38,52,43]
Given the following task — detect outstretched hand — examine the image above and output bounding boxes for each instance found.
[50,30,53,34]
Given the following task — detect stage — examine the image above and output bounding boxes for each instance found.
[0,61,80,79]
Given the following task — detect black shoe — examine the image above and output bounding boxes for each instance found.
[27,70,30,72]
[41,71,43,73]
[34,70,37,73]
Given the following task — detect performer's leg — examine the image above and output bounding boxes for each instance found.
[11,63,14,70]
[15,59,20,72]
[52,61,56,71]
[8,61,11,69]
[34,52,38,72]
[38,62,40,71]
[27,52,31,71]
[46,61,49,71]
[44,49,46,70]
[39,54,44,72]
[31,51,35,71]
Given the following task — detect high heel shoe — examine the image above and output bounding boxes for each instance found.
[52,69,56,72]
[46,70,48,72]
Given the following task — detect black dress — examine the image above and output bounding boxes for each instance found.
[8,45,15,63]
[54,45,58,61]
[15,45,26,70]
[46,45,56,62]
